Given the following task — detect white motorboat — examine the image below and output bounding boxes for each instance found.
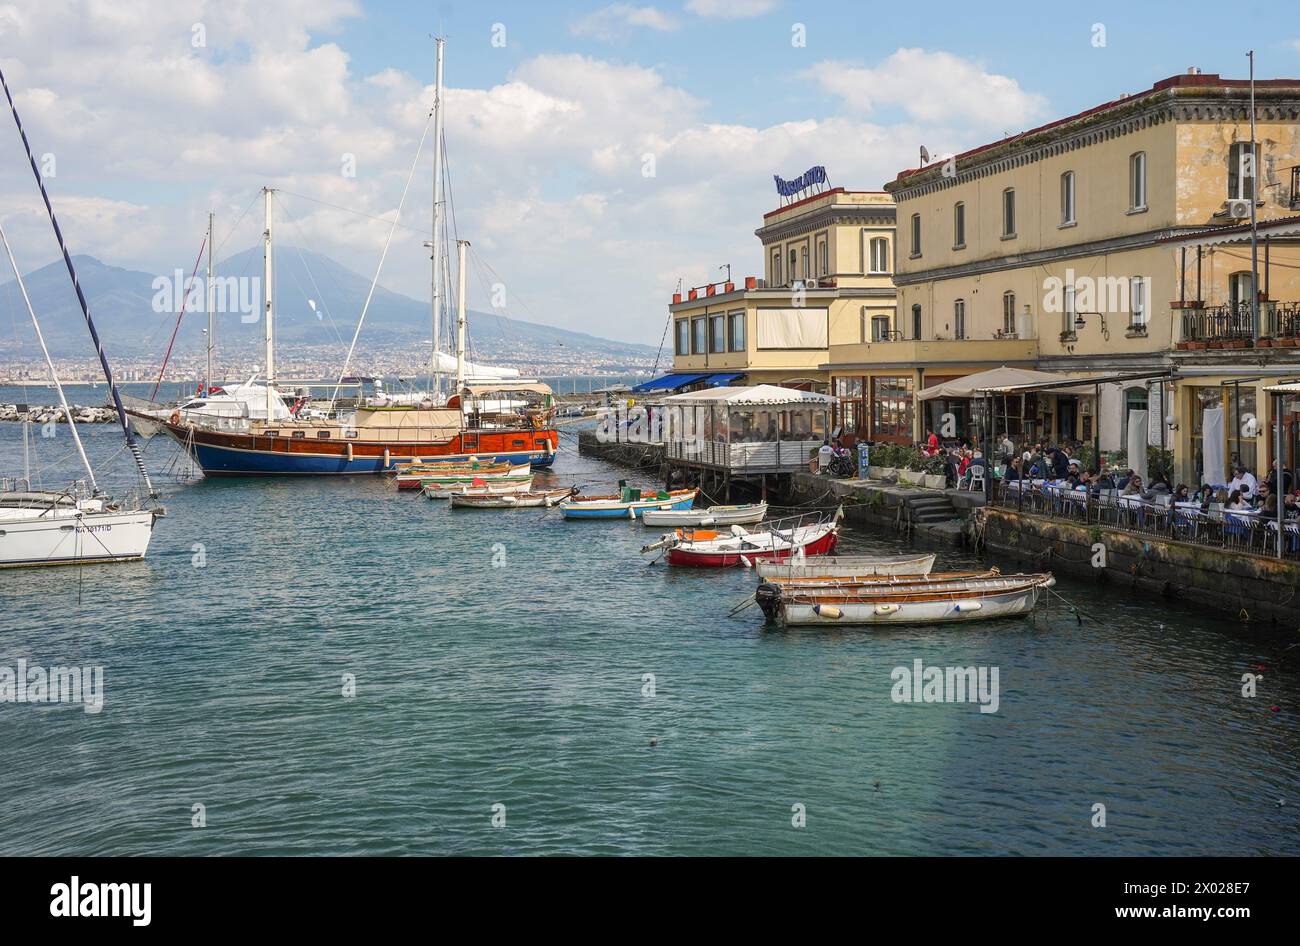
[641,502,767,528]
[753,552,936,580]
[0,490,157,567]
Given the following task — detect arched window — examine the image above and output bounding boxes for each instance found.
[869,237,889,273]
[1060,171,1076,225]
[1129,152,1147,210]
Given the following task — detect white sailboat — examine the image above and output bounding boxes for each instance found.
[0,69,164,567]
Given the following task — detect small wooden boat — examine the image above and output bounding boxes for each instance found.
[753,552,936,580]
[421,479,535,500]
[641,502,768,528]
[559,488,697,520]
[450,487,577,508]
[754,572,1055,625]
[396,462,531,490]
[644,516,840,567]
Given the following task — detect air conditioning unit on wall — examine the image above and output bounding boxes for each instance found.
[1226,198,1252,219]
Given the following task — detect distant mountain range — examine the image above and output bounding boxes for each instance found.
[0,248,658,366]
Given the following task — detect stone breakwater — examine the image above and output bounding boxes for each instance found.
[0,403,117,423]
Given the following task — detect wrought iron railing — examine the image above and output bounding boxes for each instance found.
[991,480,1300,558]
[1181,302,1254,342]
[1265,301,1300,339]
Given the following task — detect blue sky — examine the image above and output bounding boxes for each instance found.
[0,0,1296,346]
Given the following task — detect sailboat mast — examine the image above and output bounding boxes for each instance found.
[0,220,98,493]
[455,238,469,394]
[430,36,445,396]
[206,211,214,391]
[262,187,275,421]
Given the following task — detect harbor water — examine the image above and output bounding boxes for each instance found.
[1,388,1297,855]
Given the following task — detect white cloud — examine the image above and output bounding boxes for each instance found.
[807,48,1049,130]
[685,0,778,18]
[0,3,1052,348]
[572,4,680,41]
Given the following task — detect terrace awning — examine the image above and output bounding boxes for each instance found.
[661,384,836,407]
[917,366,1074,400]
[631,372,708,392]
[703,372,744,385]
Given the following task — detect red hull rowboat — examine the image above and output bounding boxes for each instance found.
[658,520,840,567]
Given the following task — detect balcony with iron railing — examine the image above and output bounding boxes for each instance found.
[1177,300,1300,349]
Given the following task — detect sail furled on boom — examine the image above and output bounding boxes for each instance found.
[0,64,157,498]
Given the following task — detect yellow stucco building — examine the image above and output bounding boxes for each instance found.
[653,187,897,394]
[874,69,1300,485]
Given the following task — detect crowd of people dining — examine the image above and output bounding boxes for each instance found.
[919,428,1300,521]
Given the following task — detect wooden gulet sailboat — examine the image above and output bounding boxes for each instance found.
[0,67,164,567]
[140,39,559,476]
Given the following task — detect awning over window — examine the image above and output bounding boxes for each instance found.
[631,372,709,392]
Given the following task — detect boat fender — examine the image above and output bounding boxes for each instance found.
[700,517,715,526]
[628,505,637,519]
[168,410,180,425]
[1044,576,1056,588]
[345,442,353,462]
[383,448,391,469]
[953,601,983,613]
[813,605,842,619]
[874,604,900,615]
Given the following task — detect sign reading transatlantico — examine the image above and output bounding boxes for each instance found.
[773,165,828,199]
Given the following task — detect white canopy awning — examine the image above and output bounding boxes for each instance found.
[916,366,1076,401]
[661,384,836,407]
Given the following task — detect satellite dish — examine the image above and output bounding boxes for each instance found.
[919,146,930,165]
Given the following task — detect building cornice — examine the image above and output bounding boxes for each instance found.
[885,85,1300,203]
[755,205,896,245]
[891,225,1208,286]
[668,286,895,313]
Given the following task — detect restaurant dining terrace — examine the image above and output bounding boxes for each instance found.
[658,385,834,475]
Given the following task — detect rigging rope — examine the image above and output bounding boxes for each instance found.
[150,234,207,401]
[329,106,436,411]
[0,64,156,498]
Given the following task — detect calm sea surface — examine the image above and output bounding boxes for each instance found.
[1,385,1298,855]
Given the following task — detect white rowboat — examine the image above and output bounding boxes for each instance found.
[641,502,767,527]
[422,480,534,499]
[450,487,577,508]
[753,552,936,580]
[755,572,1055,626]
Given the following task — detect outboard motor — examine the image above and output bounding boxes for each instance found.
[754,582,782,623]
